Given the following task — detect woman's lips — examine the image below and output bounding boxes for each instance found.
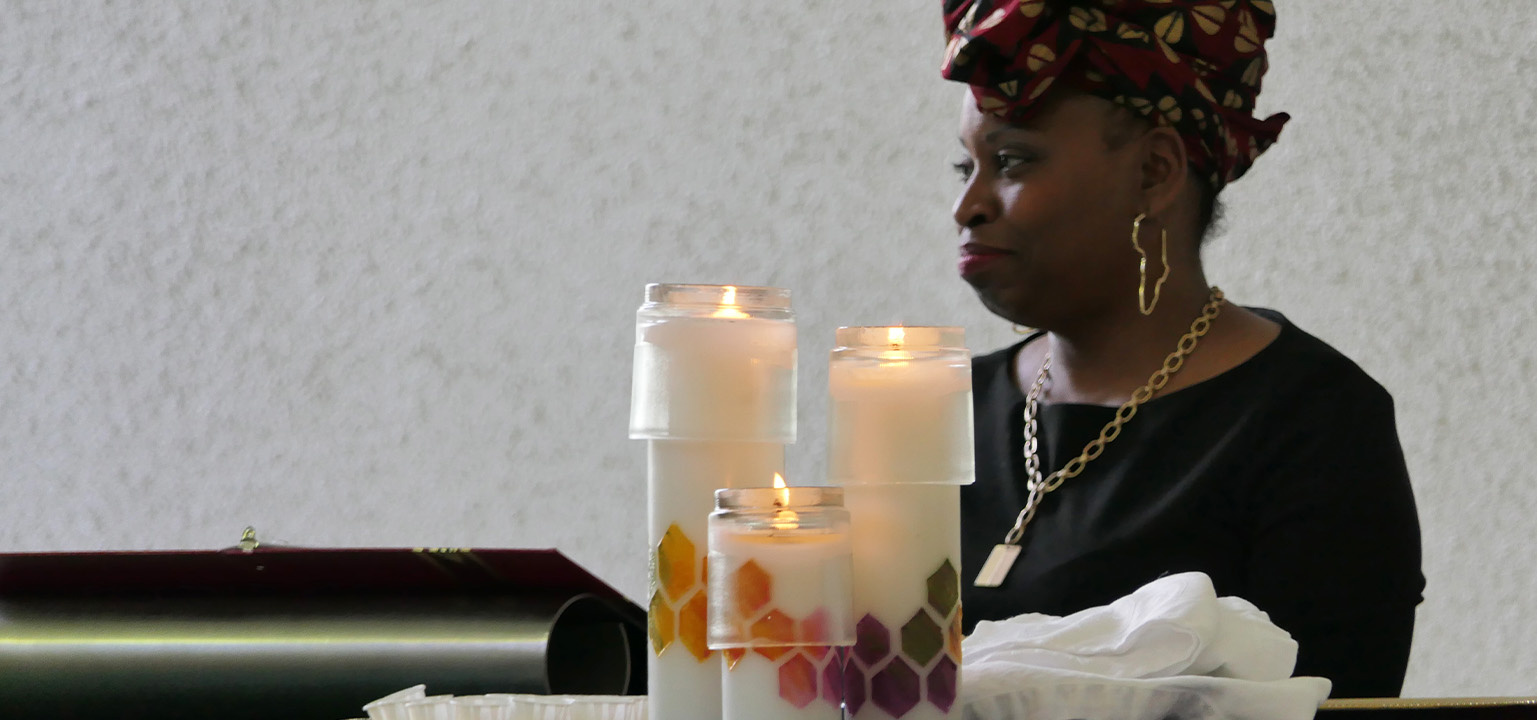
[958,243,1011,278]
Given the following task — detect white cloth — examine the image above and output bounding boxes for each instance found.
[961,572,1331,720]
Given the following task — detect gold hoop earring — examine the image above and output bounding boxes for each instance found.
[1012,324,1036,335]
[1130,212,1170,316]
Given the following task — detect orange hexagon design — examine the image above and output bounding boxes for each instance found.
[724,647,746,670]
[733,559,773,621]
[649,590,675,656]
[656,525,697,604]
[678,590,713,662]
[778,653,819,709]
[750,608,795,660]
[947,607,963,661]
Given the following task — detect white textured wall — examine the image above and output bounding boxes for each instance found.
[2,0,1532,697]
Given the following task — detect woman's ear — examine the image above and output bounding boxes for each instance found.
[1140,126,1189,218]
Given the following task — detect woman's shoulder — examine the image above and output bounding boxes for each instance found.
[1244,307,1397,411]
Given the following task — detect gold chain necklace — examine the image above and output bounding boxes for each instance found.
[973,286,1226,588]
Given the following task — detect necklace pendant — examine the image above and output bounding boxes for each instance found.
[974,544,1022,587]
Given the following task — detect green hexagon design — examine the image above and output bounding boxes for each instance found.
[900,609,944,667]
[927,559,959,618]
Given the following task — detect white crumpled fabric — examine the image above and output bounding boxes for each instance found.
[961,572,1332,720]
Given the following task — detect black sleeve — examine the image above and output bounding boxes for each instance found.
[1240,369,1424,697]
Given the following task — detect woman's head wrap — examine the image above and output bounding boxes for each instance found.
[941,0,1290,189]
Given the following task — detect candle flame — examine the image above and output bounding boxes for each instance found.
[711,285,749,319]
[770,473,798,530]
[881,327,914,363]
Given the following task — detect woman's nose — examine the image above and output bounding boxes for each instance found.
[952,177,997,229]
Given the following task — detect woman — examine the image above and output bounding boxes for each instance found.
[941,0,1424,698]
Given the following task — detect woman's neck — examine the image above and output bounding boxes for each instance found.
[1013,278,1280,406]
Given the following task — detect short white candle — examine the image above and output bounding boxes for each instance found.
[708,485,855,720]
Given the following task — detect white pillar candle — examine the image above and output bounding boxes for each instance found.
[842,485,962,720]
[827,327,973,720]
[707,486,855,720]
[646,443,786,720]
[631,284,799,720]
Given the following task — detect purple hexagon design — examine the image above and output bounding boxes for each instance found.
[821,651,844,708]
[843,661,867,716]
[853,614,890,666]
[871,657,921,718]
[927,654,958,712]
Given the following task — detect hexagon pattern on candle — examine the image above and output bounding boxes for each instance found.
[648,524,715,661]
[751,609,796,660]
[779,654,820,708]
[657,525,696,601]
[872,657,921,717]
[845,558,963,717]
[928,655,959,713]
[821,650,845,705]
[722,558,847,709]
[648,590,675,654]
[901,609,944,666]
[735,558,773,618]
[680,590,712,661]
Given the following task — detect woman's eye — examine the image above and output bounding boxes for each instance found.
[951,159,975,182]
[996,152,1033,172]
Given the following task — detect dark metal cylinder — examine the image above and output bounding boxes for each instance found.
[0,592,633,720]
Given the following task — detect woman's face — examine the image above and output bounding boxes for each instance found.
[953,91,1148,329]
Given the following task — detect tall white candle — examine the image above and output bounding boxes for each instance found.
[631,284,799,720]
[646,442,785,720]
[707,486,855,720]
[827,327,973,720]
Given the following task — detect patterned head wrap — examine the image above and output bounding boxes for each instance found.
[941,0,1290,189]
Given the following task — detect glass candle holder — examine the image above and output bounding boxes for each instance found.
[630,284,797,443]
[708,487,855,720]
[827,326,973,486]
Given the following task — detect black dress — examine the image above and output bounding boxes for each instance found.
[960,309,1424,698]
